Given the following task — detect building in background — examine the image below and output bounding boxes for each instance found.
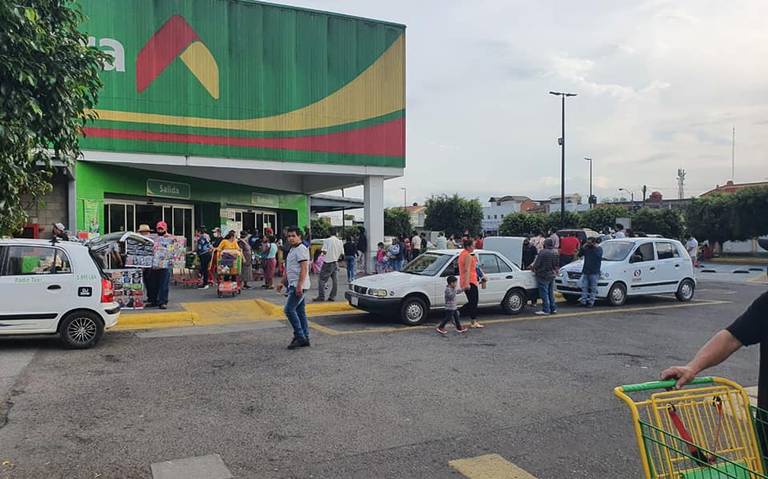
[26,0,405,269]
[404,203,427,229]
[481,196,537,234]
[701,180,768,196]
[548,193,587,213]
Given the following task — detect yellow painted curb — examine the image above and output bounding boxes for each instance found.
[113,311,198,331]
[450,454,538,479]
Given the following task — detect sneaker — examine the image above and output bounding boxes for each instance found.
[470,322,485,329]
[550,310,558,315]
[287,338,302,349]
[435,327,448,335]
[535,311,550,316]
[327,298,335,302]
[312,297,325,302]
[456,327,468,333]
[300,338,311,347]
[158,304,167,310]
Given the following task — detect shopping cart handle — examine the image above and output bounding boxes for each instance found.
[618,376,715,393]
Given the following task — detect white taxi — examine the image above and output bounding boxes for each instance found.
[0,239,120,348]
[345,249,538,325]
[555,238,696,306]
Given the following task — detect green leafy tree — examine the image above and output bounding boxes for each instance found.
[424,194,483,236]
[384,208,412,237]
[631,208,684,239]
[730,187,768,240]
[310,218,332,239]
[499,213,547,236]
[684,195,737,245]
[579,205,628,232]
[1,1,108,235]
[545,211,580,232]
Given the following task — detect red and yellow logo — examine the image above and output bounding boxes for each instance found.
[136,15,219,99]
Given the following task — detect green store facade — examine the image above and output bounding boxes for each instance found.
[62,0,405,265]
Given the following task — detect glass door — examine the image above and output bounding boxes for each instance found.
[169,206,193,247]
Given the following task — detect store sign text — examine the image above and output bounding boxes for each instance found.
[86,36,125,72]
[146,179,191,200]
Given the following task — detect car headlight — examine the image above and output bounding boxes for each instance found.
[600,271,610,279]
[370,288,388,298]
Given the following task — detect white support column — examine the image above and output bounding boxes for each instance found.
[363,176,385,273]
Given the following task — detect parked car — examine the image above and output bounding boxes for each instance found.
[482,236,525,268]
[0,238,120,348]
[345,249,537,324]
[555,238,696,306]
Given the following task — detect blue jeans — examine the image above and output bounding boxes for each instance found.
[284,286,309,340]
[345,256,356,283]
[579,273,599,305]
[537,278,556,313]
[392,258,403,272]
[155,268,171,305]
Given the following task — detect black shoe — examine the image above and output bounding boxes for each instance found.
[287,338,302,350]
[158,304,167,310]
[312,297,324,302]
[300,338,311,347]
[327,297,335,302]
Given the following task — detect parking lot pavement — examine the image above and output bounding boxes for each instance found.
[0,281,762,478]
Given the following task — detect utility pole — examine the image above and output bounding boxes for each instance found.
[584,157,594,209]
[549,91,577,227]
[731,126,736,181]
[641,185,647,207]
[400,187,407,209]
[677,169,686,200]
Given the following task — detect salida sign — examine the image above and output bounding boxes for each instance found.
[146,179,191,200]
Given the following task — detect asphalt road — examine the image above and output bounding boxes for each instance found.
[0,279,764,478]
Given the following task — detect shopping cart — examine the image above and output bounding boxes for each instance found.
[215,249,242,297]
[615,376,768,478]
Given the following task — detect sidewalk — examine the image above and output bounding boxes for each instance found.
[115,271,359,331]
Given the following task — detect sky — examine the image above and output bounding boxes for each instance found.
[280,0,768,209]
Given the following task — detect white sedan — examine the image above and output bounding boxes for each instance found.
[555,238,696,306]
[345,249,538,325]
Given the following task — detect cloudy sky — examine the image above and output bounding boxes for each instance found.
[282,0,768,208]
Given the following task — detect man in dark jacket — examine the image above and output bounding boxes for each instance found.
[578,237,602,307]
[531,238,560,315]
[522,237,537,270]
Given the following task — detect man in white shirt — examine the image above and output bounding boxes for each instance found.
[613,224,626,239]
[411,232,422,257]
[685,235,699,267]
[314,232,344,301]
[435,233,447,250]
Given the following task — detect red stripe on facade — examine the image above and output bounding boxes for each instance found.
[83,119,406,157]
[136,15,200,93]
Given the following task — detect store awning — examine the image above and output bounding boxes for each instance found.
[310,194,364,213]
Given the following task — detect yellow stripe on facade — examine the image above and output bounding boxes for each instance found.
[180,41,220,100]
[91,35,405,132]
[449,454,538,479]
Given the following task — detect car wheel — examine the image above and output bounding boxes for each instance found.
[400,296,427,326]
[563,295,581,304]
[608,283,627,307]
[676,279,695,302]
[501,289,525,315]
[59,311,104,349]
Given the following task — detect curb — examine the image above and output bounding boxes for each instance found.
[111,298,358,332]
[707,257,768,266]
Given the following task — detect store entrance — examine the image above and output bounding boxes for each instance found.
[104,200,194,246]
[234,210,278,237]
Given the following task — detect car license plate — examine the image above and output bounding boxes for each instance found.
[350,296,359,306]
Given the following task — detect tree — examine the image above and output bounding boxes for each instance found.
[631,208,684,239]
[310,218,332,239]
[1,1,108,235]
[684,195,736,245]
[424,194,483,236]
[544,211,580,232]
[730,187,768,240]
[579,205,628,232]
[499,213,547,237]
[384,208,412,237]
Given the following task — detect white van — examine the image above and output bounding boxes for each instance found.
[0,239,120,348]
[555,238,696,306]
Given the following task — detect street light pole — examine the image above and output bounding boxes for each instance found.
[584,157,593,209]
[618,187,635,206]
[549,91,577,227]
[400,187,406,209]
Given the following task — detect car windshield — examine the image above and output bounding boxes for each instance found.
[402,253,453,276]
[601,241,634,261]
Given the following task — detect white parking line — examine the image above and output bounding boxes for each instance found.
[151,454,232,479]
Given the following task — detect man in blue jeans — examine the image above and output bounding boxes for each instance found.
[277,226,312,349]
[532,238,560,315]
[579,237,603,307]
